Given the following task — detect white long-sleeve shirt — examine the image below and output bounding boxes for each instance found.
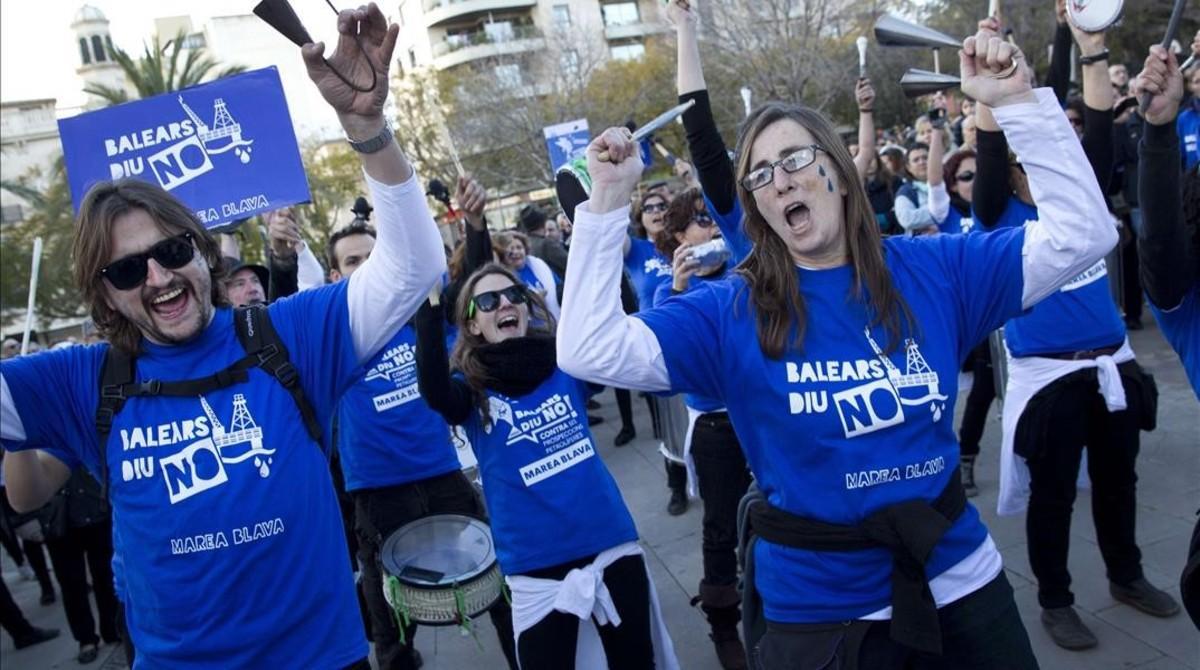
[1,170,445,442]
[557,88,1116,390]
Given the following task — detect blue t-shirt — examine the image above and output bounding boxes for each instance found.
[1150,284,1200,398]
[654,265,732,413]
[624,237,673,312]
[517,263,552,296]
[1178,106,1199,172]
[978,197,1126,356]
[936,204,972,236]
[336,324,461,491]
[1,290,368,669]
[636,229,1026,623]
[704,193,750,265]
[458,368,639,575]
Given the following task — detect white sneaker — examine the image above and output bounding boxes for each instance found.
[19,564,36,581]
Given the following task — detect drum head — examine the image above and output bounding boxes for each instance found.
[1067,0,1123,32]
[381,515,496,587]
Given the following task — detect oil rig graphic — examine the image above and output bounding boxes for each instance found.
[199,394,271,472]
[863,327,946,404]
[178,95,254,161]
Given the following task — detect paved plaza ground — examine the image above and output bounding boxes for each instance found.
[2,322,1197,669]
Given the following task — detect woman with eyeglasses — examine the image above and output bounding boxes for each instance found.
[969,17,1179,649]
[926,119,976,236]
[493,230,560,319]
[414,264,678,670]
[558,24,1118,668]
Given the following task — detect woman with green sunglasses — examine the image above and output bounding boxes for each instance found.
[414,264,678,669]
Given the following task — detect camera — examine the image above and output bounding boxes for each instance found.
[927,107,947,130]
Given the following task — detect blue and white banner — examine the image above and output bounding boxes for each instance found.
[58,67,310,229]
[543,118,590,174]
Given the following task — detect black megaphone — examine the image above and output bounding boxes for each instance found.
[253,0,313,48]
[874,14,962,50]
[899,69,961,98]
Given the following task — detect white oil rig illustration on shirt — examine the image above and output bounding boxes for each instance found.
[199,394,274,476]
[178,95,254,163]
[864,327,949,420]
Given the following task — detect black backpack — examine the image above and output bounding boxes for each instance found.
[93,305,322,493]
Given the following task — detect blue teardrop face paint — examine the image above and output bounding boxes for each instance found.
[818,165,826,177]
[827,178,834,192]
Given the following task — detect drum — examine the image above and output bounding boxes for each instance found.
[652,394,690,464]
[380,514,503,627]
[1067,0,1123,32]
[988,329,1008,402]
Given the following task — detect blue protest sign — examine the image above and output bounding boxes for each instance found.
[543,119,590,173]
[58,67,310,229]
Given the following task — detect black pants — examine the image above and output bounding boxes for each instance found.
[516,554,655,670]
[1023,372,1144,608]
[615,388,634,430]
[354,470,517,670]
[753,572,1038,669]
[45,522,119,646]
[0,576,37,643]
[958,342,995,458]
[692,412,753,587]
[23,539,53,596]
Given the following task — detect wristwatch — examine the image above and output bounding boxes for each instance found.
[1078,49,1110,66]
[346,122,393,154]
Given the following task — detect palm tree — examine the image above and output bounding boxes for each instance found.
[83,30,246,105]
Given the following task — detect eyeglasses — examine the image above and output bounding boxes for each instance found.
[741,145,826,191]
[642,203,667,213]
[99,233,195,291]
[692,212,714,227]
[468,285,528,318]
[1067,116,1084,127]
[955,171,975,183]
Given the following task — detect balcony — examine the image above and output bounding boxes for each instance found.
[432,24,544,69]
[603,21,670,41]
[423,0,537,28]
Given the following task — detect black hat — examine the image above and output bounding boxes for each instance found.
[350,196,373,220]
[223,257,269,290]
[519,204,548,232]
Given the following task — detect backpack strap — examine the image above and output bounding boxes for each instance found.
[233,306,322,445]
[95,347,136,497]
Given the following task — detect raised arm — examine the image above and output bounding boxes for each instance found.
[1073,21,1114,188]
[266,209,302,300]
[668,0,737,216]
[444,176,491,310]
[1045,1,1072,104]
[414,300,475,425]
[959,26,1117,308]
[558,128,671,391]
[853,78,877,179]
[927,113,950,223]
[302,4,445,364]
[1135,45,1195,310]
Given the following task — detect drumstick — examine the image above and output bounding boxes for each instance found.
[1140,0,1188,111]
[20,237,43,356]
[598,100,695,162]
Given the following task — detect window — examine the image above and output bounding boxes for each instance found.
[78,38,91,65]
[560,49,579,78]
[484,21,514,42]
[91,35,106,62]
[408,47,417,69]
[552,4,571,27]
[610,42,645,60]
[1,204,24,225]
[494,63,522,88]
[181,33,207,49]
[601,2,639,27]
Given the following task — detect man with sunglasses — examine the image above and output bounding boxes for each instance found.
[0,5,447,668]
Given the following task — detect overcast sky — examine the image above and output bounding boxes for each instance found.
[1,1,363,108]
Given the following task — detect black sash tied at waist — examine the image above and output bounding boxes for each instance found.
[748,470,967,655]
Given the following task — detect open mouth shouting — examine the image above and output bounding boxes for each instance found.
[496,311,521,335]
[147,285,191,322]
[784,201,811,231]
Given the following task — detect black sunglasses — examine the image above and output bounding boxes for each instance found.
[99,233,195,291]
[956,171,975,183]
[642,203,668,213]
[469,285,528,318]
[692,212,715,227]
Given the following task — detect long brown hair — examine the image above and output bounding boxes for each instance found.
[450,263,555,424]
[655,187,703,259]
[733,103,915,358]
[72,180,228,355]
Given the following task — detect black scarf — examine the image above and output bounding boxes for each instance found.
[474,335,558,397]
